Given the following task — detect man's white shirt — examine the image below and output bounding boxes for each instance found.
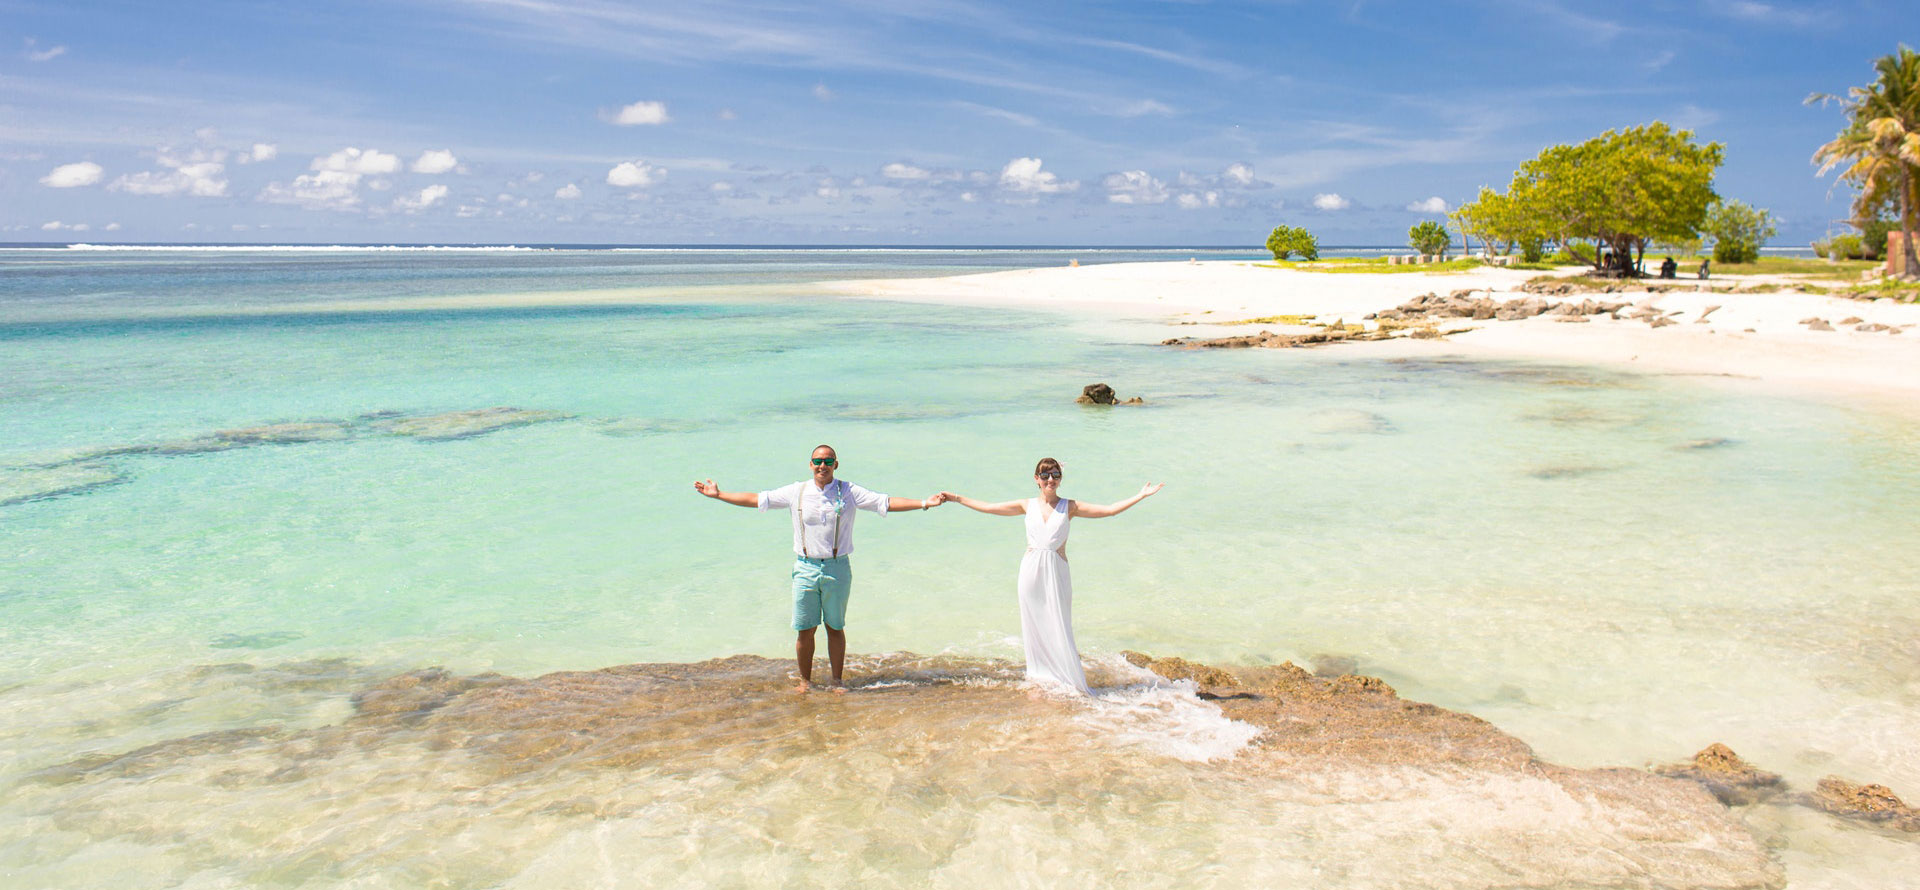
[758,479,889,558]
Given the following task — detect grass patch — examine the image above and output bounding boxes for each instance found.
[1224,314,1316,325]
[1652,255,1877,279]
[1842,279,1920,301]
[1273,258,1487,274]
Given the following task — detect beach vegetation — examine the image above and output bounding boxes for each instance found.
[1408,221,1451,259]
[1704,200,1778,264]
[1265,225,1319,261]
[1811,45,1920,279]
[1457,122,1723,275]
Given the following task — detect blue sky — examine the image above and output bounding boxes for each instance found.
[0,0,1900,245]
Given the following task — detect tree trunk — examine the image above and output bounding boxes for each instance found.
[1902,166,1919,281]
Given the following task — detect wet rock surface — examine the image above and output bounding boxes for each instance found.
[372,407,571,440]
[24,651,1786,889]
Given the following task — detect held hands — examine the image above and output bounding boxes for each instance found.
[924,492,948,508]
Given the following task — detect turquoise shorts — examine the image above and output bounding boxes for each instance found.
[791,556,851,631]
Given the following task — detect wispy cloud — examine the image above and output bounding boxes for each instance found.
[24,38,67,62]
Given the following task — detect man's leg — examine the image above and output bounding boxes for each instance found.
[820,558,852,693]
[792,559,824,693]
[825,627,847,691]
[795,628,817,693]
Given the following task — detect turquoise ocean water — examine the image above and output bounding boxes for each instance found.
[2,247,1917,887]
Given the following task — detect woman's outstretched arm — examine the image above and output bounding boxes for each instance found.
[940,492,1025,516]
[1071,483,1163,519]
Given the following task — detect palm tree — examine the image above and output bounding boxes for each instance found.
[1811,46,1920,279]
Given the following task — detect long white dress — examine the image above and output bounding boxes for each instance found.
[1018,496,1091,695]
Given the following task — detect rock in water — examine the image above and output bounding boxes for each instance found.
[377,408,570,440]
[1807,777,1920,832]
[0,464,125,506]
[1306,408,1396,435]
[1655,743,1784,806]
[1078,383,1117,405]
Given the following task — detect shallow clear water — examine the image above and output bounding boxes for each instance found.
[2,247,1917,887]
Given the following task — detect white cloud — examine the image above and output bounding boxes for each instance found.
[608,100,670,126]
[960,192,977,202]
[394,184,449,212]
[1406,196,1449,213]
[999,157,1075,194]
[882,162,931,180]
[1223,163,1256,186]
[258,169,363,210]
[1176,191,1220,210]
[1313,193,1351,211]
[411,149,459,174]
[111,150,229,197]
[812,83,833,101]
[1103,170,1168,205]
[241,143,277,163]
[710,181,733,192]
[105,222,121,231]
[554,183,582,199]
[312,147,400,175]
[816,186,840,199]
[25,39,66,62]
[40,161,103,188]
[41,220,88,231]
[607,161,664,187]
[1116,99,1174,117]
[718,108,738,120]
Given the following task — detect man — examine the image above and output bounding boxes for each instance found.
[694,445,943,693]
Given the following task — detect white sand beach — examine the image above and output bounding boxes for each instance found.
[834,261,1920,407]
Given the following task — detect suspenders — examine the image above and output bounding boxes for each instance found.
[792,479,849,559]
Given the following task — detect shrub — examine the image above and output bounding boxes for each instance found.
[1265,225,1320,261]
[1518,238,1548,263]
[1830,233,1865,259]
[1705,200,1777,264]
[1408,220,1451,258]
[1861,218,1895,259]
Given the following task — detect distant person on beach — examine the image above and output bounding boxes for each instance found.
[1698,258,1711,279]
[1660,256,1678,279]
[942,459,1161,696]
[694,446,944,693]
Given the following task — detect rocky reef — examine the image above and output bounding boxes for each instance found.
[2,407,572,509]
[22,651,1792,889]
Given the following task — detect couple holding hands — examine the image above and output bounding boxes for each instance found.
[694,444,1161,695]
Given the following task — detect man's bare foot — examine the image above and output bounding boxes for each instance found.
[794,681,814,694]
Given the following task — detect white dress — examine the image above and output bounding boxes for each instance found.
[1018,496,1091,695]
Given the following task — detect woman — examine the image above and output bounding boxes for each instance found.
[943,459,1162,695]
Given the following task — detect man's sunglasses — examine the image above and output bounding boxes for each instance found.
[811,458,838,466]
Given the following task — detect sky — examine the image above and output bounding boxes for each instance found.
[0,0,1901,246]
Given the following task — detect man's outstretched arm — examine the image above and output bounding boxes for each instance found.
[694,479,760,507]
[885,493,945,513]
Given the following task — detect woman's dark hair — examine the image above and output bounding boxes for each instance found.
[1034,457,1062,477]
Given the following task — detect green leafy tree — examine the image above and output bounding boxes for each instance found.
[1811,45,1920,279]
[1704,200,1778,263]
[1265,224,1319,261]
[1453,185,1554,262]
[1408,220,1451,258]
[1505,122,1723,273]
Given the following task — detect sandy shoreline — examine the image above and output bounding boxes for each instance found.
[827,260,1920,409]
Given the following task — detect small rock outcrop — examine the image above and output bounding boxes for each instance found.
[1655,743,1784,806]
[1076,383,1144,405]
[1806,777,1920,832]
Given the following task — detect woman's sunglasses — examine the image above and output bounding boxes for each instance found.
[1037,471,1062,480]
